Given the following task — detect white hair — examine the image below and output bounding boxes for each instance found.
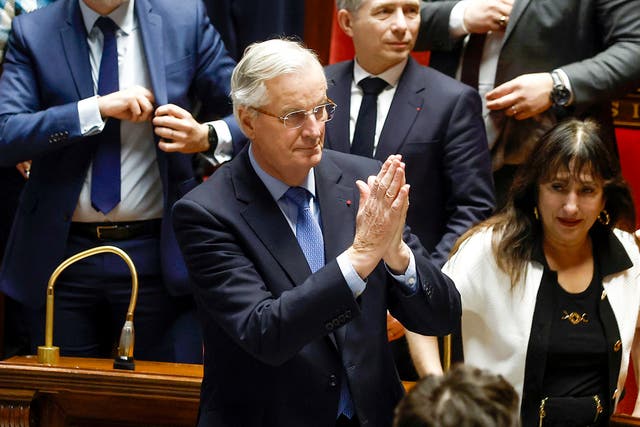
[230,39,324,121]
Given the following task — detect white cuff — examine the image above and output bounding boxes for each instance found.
[450,0,471,38]
[210,119,233,163]
[78,95,105,136]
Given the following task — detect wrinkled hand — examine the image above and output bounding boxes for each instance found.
[387,311,406,342]
[16,160,31,179]
[153,104,209,154]
[98,85,155,123]
[464,0,514,34]
[347,155,411,279]
[486,73,554,120]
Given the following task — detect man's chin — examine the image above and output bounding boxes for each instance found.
[296,145,323,165]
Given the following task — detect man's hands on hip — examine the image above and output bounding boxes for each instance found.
[347,154,412,279]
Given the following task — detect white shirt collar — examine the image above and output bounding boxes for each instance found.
[79,0,135,35]
[352,58,407,88]
[248,144,316,202]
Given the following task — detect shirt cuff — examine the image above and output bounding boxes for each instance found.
[78,95,105,136]
[210,119,233,163]
[450,0,470,38]
[385,250,418,295]
[337,252,367,298]
[553,68,575,106]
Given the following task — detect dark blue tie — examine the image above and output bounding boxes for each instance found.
[351,77,388,158]
[91,17,121,214]
[284,187,355,419]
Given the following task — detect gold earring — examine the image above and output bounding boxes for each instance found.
[598,210,610,225]
[533,206,539,220]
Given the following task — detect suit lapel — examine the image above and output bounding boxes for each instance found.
[325,62,354,153]
[60,0,93,100]
[134,0,170,198]
[233,151,313,287]
[503,0,531,46]
[375,58,425,161]
[314,154,358,349]
[136,0,167,106]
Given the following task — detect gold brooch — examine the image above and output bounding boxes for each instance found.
[561,310,589,325]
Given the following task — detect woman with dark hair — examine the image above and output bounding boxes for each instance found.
[411,119,640,426]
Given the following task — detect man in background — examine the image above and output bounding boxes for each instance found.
[326,0,494,378]
[0,0,242,363]
[417,0,640,204]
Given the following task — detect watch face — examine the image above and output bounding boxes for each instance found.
[552,86,571,107]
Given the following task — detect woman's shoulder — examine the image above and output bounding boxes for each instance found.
[612,228,640,260]
[445,226,497,272]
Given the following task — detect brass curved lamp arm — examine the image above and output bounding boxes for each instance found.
[38,245,138,367]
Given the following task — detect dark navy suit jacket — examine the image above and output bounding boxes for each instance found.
[172,148,461,427]
[325,58,495,267]
[0,0,240,307]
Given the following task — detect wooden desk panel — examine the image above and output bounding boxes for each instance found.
[0,356,202,427]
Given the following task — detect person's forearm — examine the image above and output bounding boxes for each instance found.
[406,330,444,377]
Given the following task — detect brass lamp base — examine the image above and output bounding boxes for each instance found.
[37,346,60,366]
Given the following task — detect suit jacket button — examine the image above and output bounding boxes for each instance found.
[614,340,622,352]
[329,374,337,387]
[325,322,334,332]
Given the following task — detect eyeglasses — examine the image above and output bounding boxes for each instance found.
[253,100,337,129]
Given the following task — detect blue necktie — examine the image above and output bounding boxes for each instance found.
[284,186,325,273]
[91,17,121,214]
[284,187,355,419]
[351,77,388,158]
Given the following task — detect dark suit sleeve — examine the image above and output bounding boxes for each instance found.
[562,0,640,105]
[0,16,83,166]
[415,1,460,51]
[429,85,495,267]
[172,197,362,367]
[390,229,462,336]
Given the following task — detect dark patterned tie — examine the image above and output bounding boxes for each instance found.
[460,33,486,90]
[351,77,388,157]
[283,187,355,419]
[90,17,121,214]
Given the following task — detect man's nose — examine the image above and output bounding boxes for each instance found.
[390,8,408,32]
[301,114,323,138]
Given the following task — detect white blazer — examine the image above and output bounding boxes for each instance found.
[443,227,640,411]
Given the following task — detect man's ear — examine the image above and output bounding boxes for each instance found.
[237,107,257,141]
[337,9,355,38]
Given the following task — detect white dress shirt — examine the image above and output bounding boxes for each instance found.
[349,59,406,156]
[74,0,162,222]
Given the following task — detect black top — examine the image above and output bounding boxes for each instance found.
[520,226,632,426]
[541,259,609,423]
